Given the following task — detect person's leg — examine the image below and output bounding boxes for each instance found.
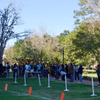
[76,72,78,81]
[99,76,100,84]
[56,71,59,80]
[72,74,73,82]
[13,70,14,78]
[6,69,8,78]
[79,73,82,83]
[78,73,79,81]
[75,72,76,81]
[70,73,72,82]
[8,69,9,77]
[68,73,70,79]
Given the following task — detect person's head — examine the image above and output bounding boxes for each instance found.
[61,64,64,68]
[19,63,21,66]
[7,62,9,64]
[79,63,82,66]
[73,63,75,65]
[70,63,73,67]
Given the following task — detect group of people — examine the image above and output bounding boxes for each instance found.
[0,62,83,83]
[1,61,100,85]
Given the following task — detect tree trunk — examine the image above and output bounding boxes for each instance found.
[0,46,4,63]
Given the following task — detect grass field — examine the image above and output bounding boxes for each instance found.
[0,78,100,100]
[82,69,98,78]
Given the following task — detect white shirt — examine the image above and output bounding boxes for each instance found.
[25,65,29,71]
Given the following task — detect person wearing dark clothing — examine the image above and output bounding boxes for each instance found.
[96,64,100,86]
[55,64,59,80]
[69,63,74,82]
[52,64,55,77]
[61,64,65,81]
[34,63,37,71]
[18,63,22,78]
[41,63,44,77]
[6,62,10,78]
[75,65,79,81]
[22,64,25,77]
[12,65,14,78]
[65,64,69,77]
[13,63,18,78]
[78,63,83,83]
[0,63,3,78]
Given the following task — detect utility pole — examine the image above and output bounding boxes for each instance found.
[63,47,64,65]
[41,49,42,64]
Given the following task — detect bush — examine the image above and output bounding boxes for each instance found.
[83,76,98,81]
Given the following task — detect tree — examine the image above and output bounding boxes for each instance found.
[0,3,30,62]
[72,22,100,65]
[4,46,15,65]
[73,0,100,64]
[13,39,34,63]
[30,29,60,64]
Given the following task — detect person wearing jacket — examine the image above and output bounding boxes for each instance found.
[75,65,79,81]
[65,64,69,78]
[78,63,83,83]
[0,62,3,78]
[96,64,100,86]
[69,63,74,82]
[6,62,10,78]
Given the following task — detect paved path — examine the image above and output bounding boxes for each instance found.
[71,79,98,86]
[50,77,99,86]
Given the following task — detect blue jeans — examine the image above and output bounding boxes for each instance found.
[6,69,9,78]
[56,71,59,80]
[75,72,79,80]
[79,73,82,82]
[70,73,73,82]
[19,70,22,77]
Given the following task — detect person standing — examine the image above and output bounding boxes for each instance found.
[28,63,31,71]
[37,63,41,71]
[65,64,69,78]
[34,62,37,71]
[25,63,29,77]
[55,64,59,80]
[60,64,66,81]
[96,64,100,86]
[69,63,74,82]
[75,65,79,81]
[18,63,22,78]
[22,63,25,77]
[0,62,3,78]
[73,63,75,81]
[78,63,83,83]
[6,62,10,78]
[13,63,16,78]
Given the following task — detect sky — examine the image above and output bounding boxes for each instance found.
[0,0,80,48]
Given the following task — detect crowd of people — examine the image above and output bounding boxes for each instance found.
[0,62,84,83]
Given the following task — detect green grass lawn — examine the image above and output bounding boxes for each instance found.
[0,78,100,100]
[83,69,98,78]
[83,69,96,72]
[82,73,98,78]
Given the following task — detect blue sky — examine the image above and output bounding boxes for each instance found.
[0,0,80,48]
